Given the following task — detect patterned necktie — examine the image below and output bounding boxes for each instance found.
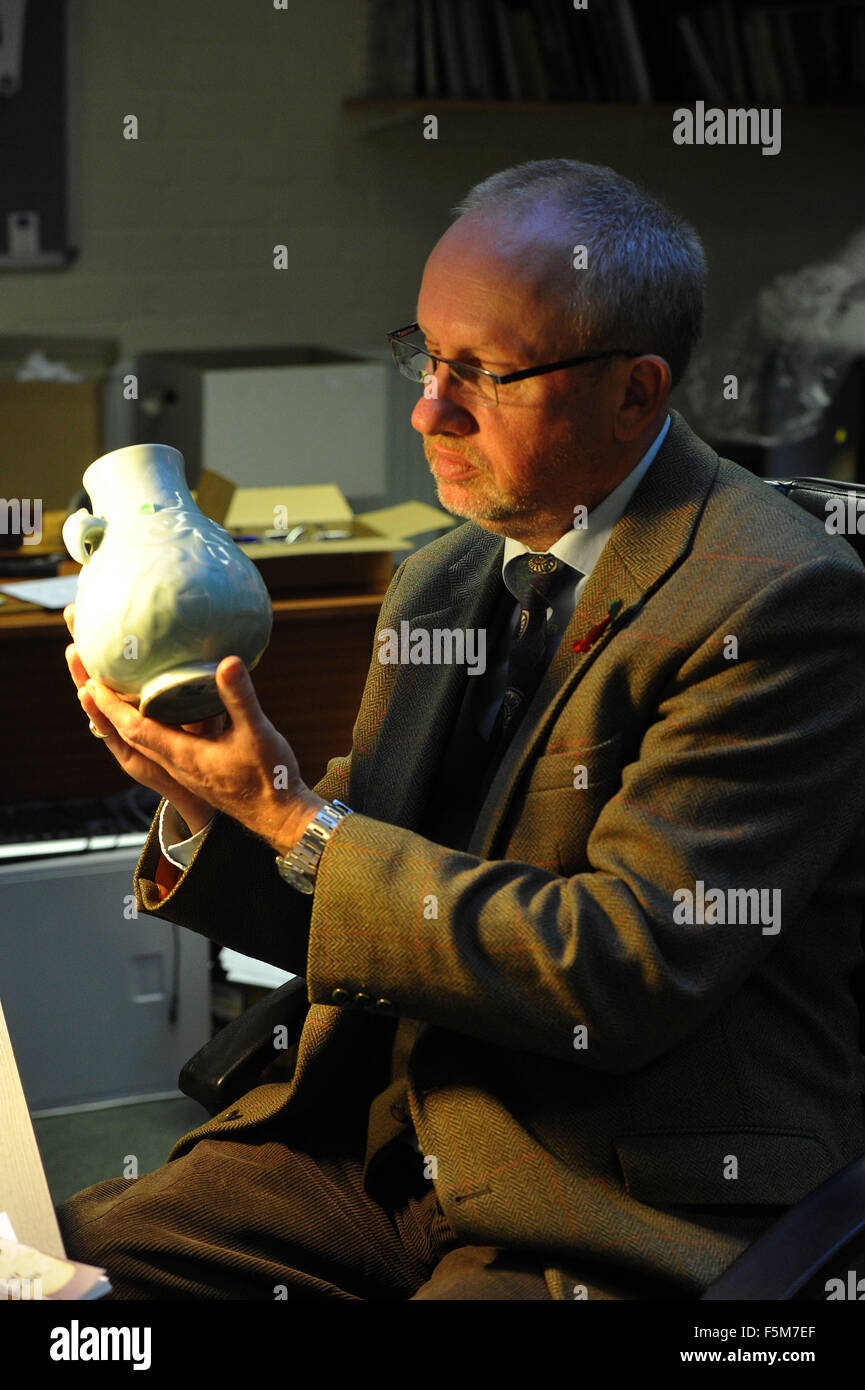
[488,552,573,757]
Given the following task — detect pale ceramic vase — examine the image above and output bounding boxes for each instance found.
[62,443,273,723]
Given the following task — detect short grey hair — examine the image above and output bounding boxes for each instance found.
[452,159,706,388]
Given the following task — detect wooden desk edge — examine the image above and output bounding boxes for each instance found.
[0,588,388,636]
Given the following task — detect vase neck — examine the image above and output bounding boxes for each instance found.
[83,446,192,516]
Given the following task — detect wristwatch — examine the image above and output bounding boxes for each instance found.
[274,799,353,894]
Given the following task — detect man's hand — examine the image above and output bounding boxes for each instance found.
[65,606,220,832]
[64,605,323,852]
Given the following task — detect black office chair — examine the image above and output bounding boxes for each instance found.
[179,475,865,1301]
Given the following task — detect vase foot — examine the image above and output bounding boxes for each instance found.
[139,664,224,724]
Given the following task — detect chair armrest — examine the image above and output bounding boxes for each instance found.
[179,976,309,1116]
[765,478,865,565]
[701,1154,865,1299]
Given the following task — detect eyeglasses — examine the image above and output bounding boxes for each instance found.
[387,323,641,407]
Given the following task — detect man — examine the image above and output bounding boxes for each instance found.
[58,160,865,1300]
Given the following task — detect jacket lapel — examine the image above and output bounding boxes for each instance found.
[470,410,720,858]
[361,525,504,829]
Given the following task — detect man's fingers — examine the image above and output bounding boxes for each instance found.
[83,679,204,787]
[65,643,90,689]
[78,686,116,739]
[63,604,75,637]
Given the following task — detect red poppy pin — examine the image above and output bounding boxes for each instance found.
[572,600,624,654]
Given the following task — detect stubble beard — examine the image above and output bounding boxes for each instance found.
[426,440,587,541]
[426,443,538,528]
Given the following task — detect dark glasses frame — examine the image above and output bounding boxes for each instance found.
[387,322,642,390]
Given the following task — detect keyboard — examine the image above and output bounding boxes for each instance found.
[0,788,161,863]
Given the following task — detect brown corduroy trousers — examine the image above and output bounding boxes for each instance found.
[56,1105,552,1300]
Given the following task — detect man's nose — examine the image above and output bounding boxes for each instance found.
[410,365,474,437]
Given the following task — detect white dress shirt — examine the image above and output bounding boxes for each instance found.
[161,414,671,866]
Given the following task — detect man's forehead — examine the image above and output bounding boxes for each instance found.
[416,257,566,360]
[416,274,531,352]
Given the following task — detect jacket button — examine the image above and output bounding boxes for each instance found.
[372,997,394,1014]
[353,991,372,1008]
[390,1103,410,1125]
[331,988,352,1004]
[220,1109,243,1122]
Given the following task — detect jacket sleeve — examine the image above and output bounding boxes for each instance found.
[302,553,865,1071]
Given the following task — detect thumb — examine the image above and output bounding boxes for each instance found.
[215,656,256,719]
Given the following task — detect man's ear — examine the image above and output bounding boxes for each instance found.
[615,355,671,441]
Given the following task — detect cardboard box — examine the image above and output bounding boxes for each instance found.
[195,470,456,593]
[135,346,388,496]
[0,336,117,509]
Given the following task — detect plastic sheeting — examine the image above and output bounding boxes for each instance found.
[681,226,865,445]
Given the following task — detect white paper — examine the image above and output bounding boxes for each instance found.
[0,575,79,609]
[219,948,294,991]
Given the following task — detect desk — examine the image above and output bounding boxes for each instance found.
[0,575,385,803]
[0,996,65,1257]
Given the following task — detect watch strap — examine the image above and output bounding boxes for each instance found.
[275,799,353,892]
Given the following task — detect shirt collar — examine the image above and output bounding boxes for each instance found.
[502,413,671,579]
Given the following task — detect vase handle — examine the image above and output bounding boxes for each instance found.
[62,509,108,565]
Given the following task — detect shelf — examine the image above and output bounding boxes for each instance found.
[343,97,864,114]
[344,97,670,112]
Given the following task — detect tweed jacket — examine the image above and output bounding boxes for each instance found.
[134,409,865,1300]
